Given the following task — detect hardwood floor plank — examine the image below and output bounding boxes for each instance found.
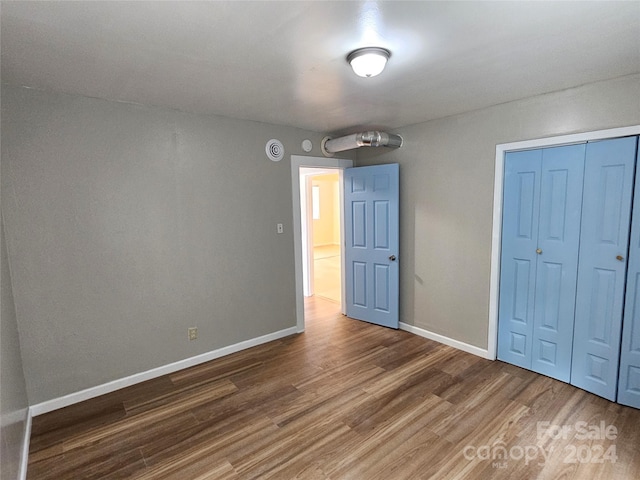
[363,346,457,400]
[134,451,240,480]
[272,386,370,429]
[190,383,302,424]
[28,296,640,479]
[168,341,284,387]
[325,394,449,479]
[139,413,279,471]
[233,421,353,479]
[28,437,146,480]
[62,379,237,451]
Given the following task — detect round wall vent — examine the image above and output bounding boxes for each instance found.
[266,139,284,162]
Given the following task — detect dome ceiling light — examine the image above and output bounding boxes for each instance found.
[347,47,391,78]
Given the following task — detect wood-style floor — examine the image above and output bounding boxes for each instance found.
[28,297,640,479]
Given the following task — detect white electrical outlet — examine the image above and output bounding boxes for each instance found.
[277,223,284,234]
[188,327,197,341]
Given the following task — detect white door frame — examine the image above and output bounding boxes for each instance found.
[488,125,640,360]
[291,155,353,332]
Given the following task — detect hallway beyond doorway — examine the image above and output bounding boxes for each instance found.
[313,244,341,303]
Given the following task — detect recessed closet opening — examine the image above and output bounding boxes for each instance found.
[489,125,640,408]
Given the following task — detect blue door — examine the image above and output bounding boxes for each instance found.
[618,138,640,408]
[498,145,585,381]
[531,145,585,381]
[571,137,638,401]
[344,164,399,329]
[498,149,542,369]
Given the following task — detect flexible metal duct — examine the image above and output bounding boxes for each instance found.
[321,131,403,156]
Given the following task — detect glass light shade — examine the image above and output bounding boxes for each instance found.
[348,47,390,78]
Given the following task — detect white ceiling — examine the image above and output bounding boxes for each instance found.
[2,1,639,135]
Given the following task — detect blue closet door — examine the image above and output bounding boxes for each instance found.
[498,145,585,380]
[618,137,640,408]
[497,150,541,369]
[571,137,638,401]
[530,145,585,382]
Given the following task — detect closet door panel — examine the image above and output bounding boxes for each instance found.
[572,137,638,401]
[618,137,640,408]
[498,150,541,368]
[531,144,585,382]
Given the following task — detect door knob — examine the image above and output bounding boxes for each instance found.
[536,248,542,255]
[389,255,396,261]
[616,255,624,261]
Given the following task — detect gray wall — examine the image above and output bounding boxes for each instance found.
[1,215,29,480]
[356,74,640,350]
[1,85,327,404]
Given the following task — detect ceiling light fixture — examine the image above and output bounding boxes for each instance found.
[347,47,390,78]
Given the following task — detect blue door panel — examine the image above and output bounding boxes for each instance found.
[351,175,366,193]
[586,268,616,342]
[516,173,538,239]
[571,137,637,401]
[352,262,367,308]
[498,150,541,368]
[352,201,367,247]
[618,137,640,408]
[537,261,562,331]
[509,332,527,357]
[374,264,390,312]
[374,201,390,248]
[531,144,585,382]
[512,259,533,323]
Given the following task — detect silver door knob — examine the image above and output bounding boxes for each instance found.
[536,248,542,255]
[389,255,396,261]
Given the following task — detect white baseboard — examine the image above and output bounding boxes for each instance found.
[399,322,491,359]
[30,326,298,417]
[18,408,32,480]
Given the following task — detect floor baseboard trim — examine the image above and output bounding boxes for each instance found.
[30,326,298,417]
[19,407,32,480]
[399,322,491,359]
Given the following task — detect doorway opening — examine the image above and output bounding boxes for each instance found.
[306,172,341,304]
[291,155,353,332]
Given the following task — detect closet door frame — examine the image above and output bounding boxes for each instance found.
[489,125,640,361]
